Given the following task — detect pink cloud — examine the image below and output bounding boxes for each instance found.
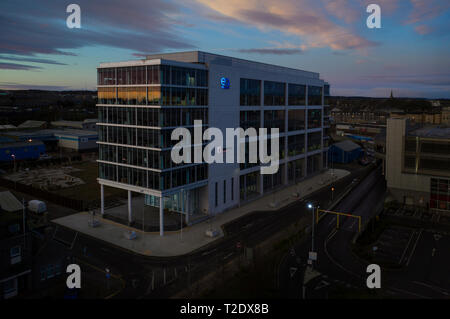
[194,0,377,50]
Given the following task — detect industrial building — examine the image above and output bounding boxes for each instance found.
[51,119,97,130]
[0,141,46,162]
[2,129,98,152]
[328,140,363,164]
[96,51,330,235]
[386,118,450,211]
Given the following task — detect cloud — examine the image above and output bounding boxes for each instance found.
[405,0,450,25]
[236,48,303,55]
[0,0,193,58]
[195,0,377,51]
[0,55,67,65]
[0,62,42,70]
[414,25,432,35]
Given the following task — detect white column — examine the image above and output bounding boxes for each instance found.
[100,184,104,215]
[128,190,132,223]
[160,196,164,236]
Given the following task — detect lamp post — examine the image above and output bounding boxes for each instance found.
[11,154,16,172]
[307,202,319,268]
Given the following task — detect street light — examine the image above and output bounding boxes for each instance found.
[307,202,317,262]
[331,186,335,202]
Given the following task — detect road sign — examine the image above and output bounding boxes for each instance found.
[309,251,317,261]
[290,267,297,278]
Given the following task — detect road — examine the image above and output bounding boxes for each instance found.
[278,165,450,299]
[17,164,370,298]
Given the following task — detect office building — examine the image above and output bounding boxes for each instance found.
[96,51,330,235]
[386,118,450,211]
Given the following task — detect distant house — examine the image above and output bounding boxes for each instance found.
[0,191,31,299]
[328,140,363,164]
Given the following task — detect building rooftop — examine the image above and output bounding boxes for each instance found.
[17,120,46,128]
[0,191,23,213]
[0,140,45,148]
[5,129,98,138]
[409,126,450,139]
[100,50,321,80]
[332,140,361,152]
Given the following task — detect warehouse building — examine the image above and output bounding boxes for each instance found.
[328,140,363,164]
[0,141,46,162]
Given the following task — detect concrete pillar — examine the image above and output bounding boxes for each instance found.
[100,184,104,215]
[127,190,132,223]
[159,196,164,236]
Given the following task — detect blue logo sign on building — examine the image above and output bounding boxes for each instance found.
[220,77,230,89]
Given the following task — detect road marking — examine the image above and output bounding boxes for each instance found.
[412,281,450,296]
[406,228,423,266]
[314,280,330,290]
[323,229,362,279]
[399,230,416,265]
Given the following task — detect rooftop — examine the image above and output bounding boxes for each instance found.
[100,50,320,80]
[0,191,23,213]
[332,140,362,152]
[409,126,450,139]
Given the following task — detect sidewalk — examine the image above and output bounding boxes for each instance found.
[53,169,349,257]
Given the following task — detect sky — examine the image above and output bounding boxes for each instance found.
[0,0,449,98]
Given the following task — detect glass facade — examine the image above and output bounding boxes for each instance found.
[97,64,209,191]
[264,110,285,132]
[240,78,261,106]
[264,81,285,106]
[288,134,305,157]
[287,109,305,131]
[240,111,260,130]
[308,109,322,129]
[307,132,322,151]
[430,178,450,211]
[288,84,306,105]
[308,85,322,106]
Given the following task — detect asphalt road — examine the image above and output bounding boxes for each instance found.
[278,165,450,299]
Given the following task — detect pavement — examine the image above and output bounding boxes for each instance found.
[52,169,350,257]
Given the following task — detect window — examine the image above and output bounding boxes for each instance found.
[264,81,285,106]
[288,84,306,105]
[307,109,322,129]
[288,110,305,131]
[240,78,261,106]
[10,246,21,257]
[308,86,322,106]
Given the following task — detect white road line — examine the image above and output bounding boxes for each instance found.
[399,230,416,265]
[412,281,450,296]
[406,228,423,267]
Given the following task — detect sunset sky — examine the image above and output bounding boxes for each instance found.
[1,0,449,98]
